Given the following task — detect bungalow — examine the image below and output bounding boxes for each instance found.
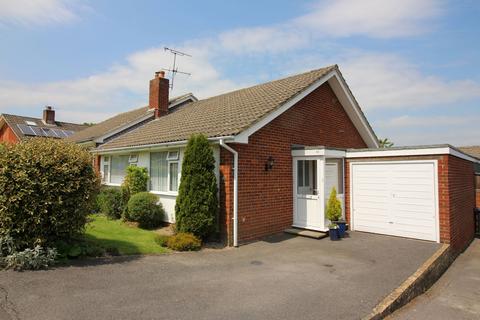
[0,106,87,144]
[89,66,479,251]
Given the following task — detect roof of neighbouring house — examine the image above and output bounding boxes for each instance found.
[68,93,197,144]
[96,65,377,151]
[459,146,480,159]
[0,113,88,141]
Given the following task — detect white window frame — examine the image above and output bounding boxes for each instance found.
[101,156,111,184]
[149,150,181,195]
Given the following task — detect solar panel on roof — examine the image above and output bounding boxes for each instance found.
[53,129,67,137]
[17,124,36,136]
[63,130,74,137]
[31,127,46,137]
[41,127,58,138]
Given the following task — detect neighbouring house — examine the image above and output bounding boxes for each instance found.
[0,106,88,144]
[86,65,479,251]
[459,146,480,207]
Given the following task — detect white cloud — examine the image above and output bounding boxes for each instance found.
[297,0,444,38]
[0,0,82,26]
[339,53,480,110]
[0,44,245,122]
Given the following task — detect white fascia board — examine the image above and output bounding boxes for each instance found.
[93,136,235,155]
[291,148,346,158]
[233,70,337,144]
[346,147,480,163]
[169,95,198,108]
[233,70,379,148]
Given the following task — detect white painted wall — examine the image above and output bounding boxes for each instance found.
[100,144,221,224]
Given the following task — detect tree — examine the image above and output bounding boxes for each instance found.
[378,138,394,148]
[175,134,218,239]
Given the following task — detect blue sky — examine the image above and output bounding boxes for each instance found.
[0,0,479,146]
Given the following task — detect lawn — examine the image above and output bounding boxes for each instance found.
[85,214,169,255]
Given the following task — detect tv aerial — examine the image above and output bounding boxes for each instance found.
[163,47,191,90]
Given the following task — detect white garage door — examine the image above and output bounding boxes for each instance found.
[351,161,438,242]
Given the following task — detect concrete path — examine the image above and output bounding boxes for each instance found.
[0,232,439,320]
[390,239,480,320]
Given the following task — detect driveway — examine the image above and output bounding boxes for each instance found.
[0,232,439,320]
[389,239,480,320]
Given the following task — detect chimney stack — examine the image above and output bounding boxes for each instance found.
[149,71,169,118]
[43,106,55,125]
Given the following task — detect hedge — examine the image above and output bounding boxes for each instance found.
[0,139,99,248]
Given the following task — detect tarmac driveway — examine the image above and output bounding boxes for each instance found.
[0,232,440,320]
[389,239,480,320]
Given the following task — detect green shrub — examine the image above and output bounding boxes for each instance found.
[3,246,57,271]
[0,235,16,256]
[166,233,201,251]
[154,234,170,247]
[0,139,99,248]
[175,134,218,239]
[121,165,148,202]
[126,192,164,228]
[55,239,105,259]
[97,187,124,219]
[326,187,342,222]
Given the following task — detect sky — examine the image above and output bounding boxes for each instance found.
[0,0,479,146]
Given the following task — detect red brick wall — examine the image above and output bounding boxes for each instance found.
[476,190,480,208]
[0,124,19,144]
[345,155,475,252]
[447,155,475,251]
[219,82,368,245]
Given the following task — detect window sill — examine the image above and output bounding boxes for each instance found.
[103,182,122,187]
[149,190,179,197]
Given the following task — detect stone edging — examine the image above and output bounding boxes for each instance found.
[362,244,455,320]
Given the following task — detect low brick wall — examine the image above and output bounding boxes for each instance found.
[364,244,456,320]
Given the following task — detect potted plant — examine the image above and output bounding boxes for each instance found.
[328,223,340,240]
[326,187,345,238]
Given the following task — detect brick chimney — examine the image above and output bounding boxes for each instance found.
[149,71,169,118]
[43,106,55,125]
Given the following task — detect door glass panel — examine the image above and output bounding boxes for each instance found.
[297,160,317,195]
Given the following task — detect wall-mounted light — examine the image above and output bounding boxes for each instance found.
[265,156,275,171]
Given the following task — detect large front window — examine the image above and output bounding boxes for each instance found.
[150,150,179,192]
[110,155,129,184]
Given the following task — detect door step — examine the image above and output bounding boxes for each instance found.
[284,228,328,239]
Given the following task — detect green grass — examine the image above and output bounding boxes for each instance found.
[85,214,170,255]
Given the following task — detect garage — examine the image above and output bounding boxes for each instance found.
[350,160,439,242]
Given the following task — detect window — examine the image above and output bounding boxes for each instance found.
[102,156,110,183]
[297,160,317,195]
[110,155,129,184]
[150,150,180,192]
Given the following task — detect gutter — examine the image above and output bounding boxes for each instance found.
[92,136,235,154]
[219,139,239,247]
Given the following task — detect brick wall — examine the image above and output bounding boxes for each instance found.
[345,154,475,252]
[447,155,475,251]
[219,82,367,245]
[476,190,480,208]
[0,124,19,144]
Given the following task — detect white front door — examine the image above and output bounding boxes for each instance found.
[351,161,438,242]
[294,159,324,230]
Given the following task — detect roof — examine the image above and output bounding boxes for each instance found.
[68,93,197,144]
[97,65,358,151]
[0,113,88,141]
[459,146,480,159]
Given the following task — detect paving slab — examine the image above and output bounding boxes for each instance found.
[0,232,439,320]
[389,239,480,320]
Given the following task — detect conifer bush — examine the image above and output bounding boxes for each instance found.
[121,165,148,206]
[175,134,218,239]
[0,139,99,248]
[126,192,164,228]
[326,187,342,222]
